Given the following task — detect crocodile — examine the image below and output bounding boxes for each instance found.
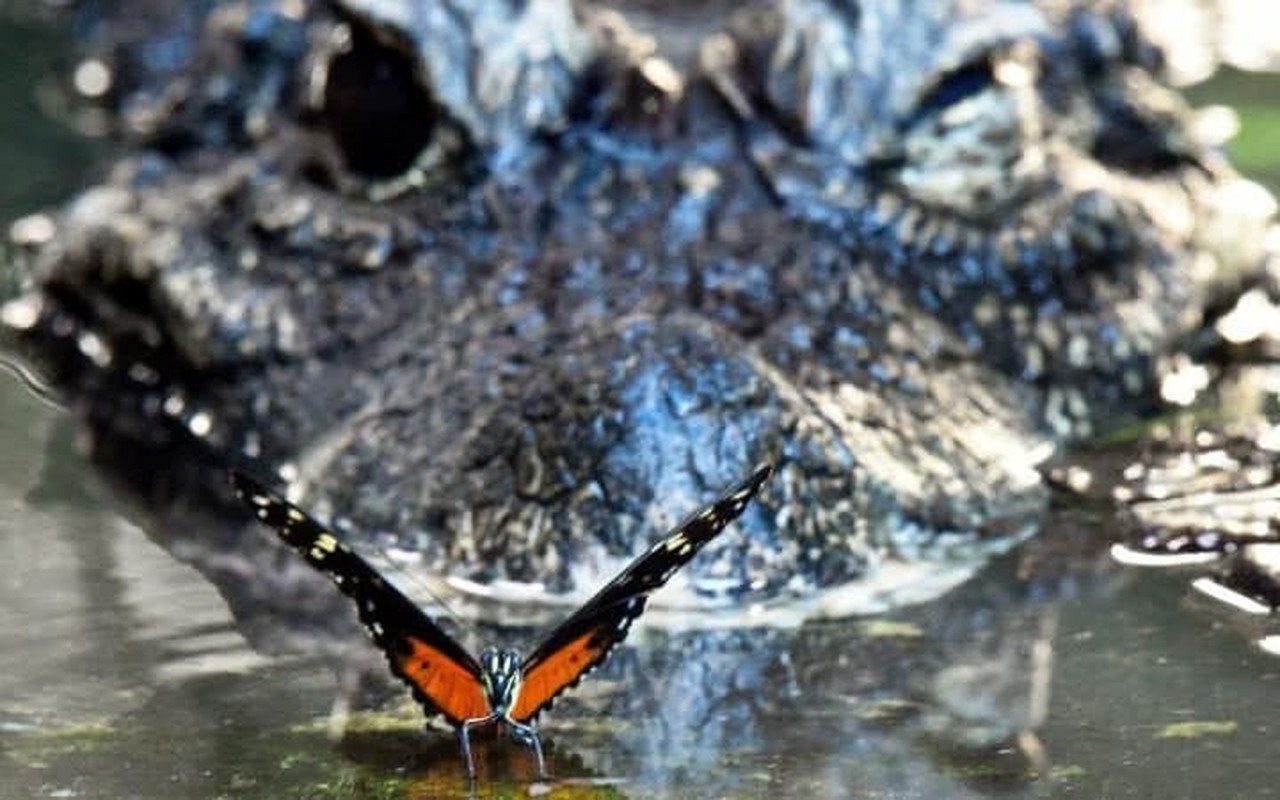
[4,0,1278,787]
[5,0,1274,611]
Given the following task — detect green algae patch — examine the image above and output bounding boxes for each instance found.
[1049,764,1088,780]
[1156,720,1238,740]
[292,771,414,800]
[288,706,425,736]
[5,721,116,767]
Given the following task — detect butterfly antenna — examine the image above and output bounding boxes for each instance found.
[331,511,480,634]
[363,538,470,628]
[233,467,471,627]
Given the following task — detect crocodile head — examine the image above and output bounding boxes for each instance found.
[3,0,1272,611]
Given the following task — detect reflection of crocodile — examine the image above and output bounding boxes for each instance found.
[3,0,1274,613]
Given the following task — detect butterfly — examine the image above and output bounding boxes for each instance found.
[232,462,773,777]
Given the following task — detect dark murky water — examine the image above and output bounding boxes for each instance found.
[2,8,1279,800]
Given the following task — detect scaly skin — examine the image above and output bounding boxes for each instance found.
[3,0,1273,608]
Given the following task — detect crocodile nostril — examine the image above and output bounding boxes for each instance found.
[322,24,439,179]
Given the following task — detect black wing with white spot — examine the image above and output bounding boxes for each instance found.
[509,462,773,722]
[231,472,490,725]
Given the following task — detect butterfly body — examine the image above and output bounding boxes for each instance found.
[478,648,523,719]
[233,463,773,777]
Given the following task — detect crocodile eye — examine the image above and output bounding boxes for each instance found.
[909,60,997,127]
[322,23,439,178]
[1086,84,1200,175]
[890,42,1045,214]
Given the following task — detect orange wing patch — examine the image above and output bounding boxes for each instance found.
[396,637,491,725]
[510,630,607,723]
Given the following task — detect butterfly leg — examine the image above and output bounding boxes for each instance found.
[507,719,546,777]
[459,715,498,779]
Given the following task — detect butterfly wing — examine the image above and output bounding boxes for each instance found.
[231,472,490,726]
[509,463,773,723]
